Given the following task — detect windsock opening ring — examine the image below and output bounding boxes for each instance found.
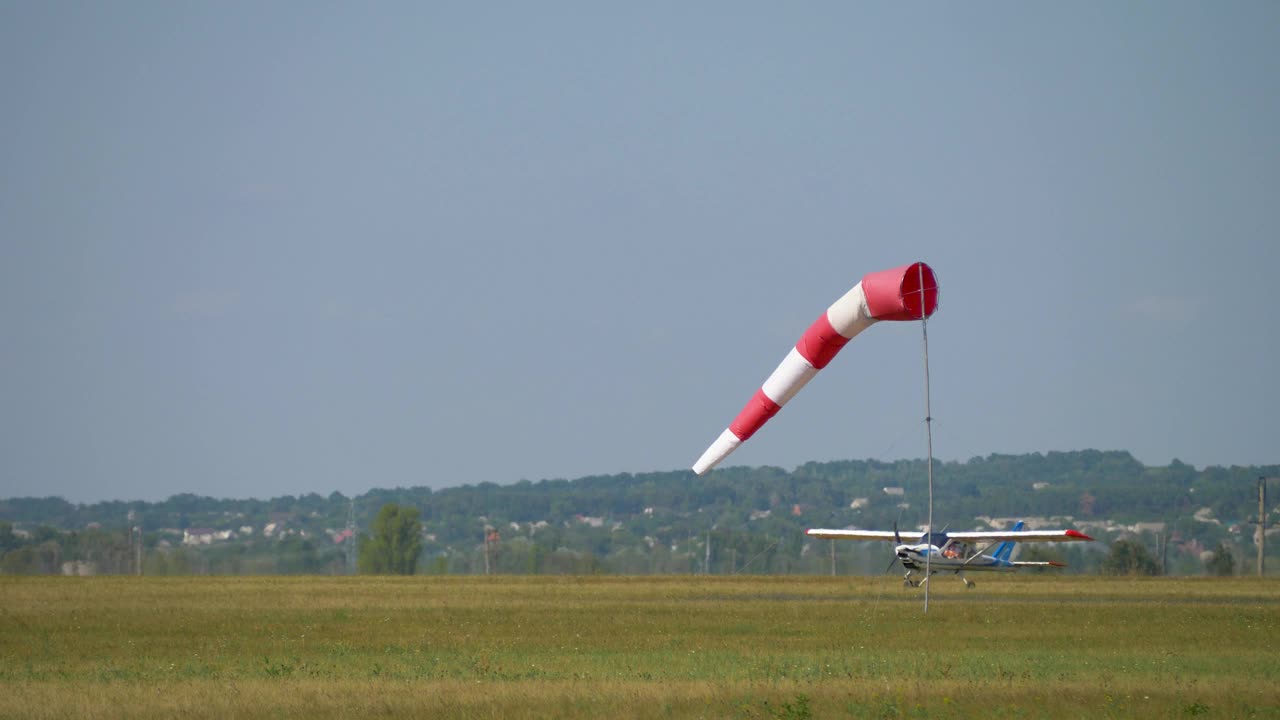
[862,261,939,321]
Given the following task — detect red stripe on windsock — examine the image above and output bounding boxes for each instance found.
[862,262,939,320]
[729,388,782,441]
[795,313,851,369]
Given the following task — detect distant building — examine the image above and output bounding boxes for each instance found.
[850,498,870,509]
[61,561,96,576]
[183,528,216,545]
[1193,507,1220,525]
[978,516,1076,530]
[882,487,904,497]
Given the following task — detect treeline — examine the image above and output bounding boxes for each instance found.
[1,450,1275,576]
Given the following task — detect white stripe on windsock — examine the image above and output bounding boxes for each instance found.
[692,429,741,475]
[825,283,876,338]
[759,349,820,407]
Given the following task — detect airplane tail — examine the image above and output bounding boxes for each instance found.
[999,520,1070,568]
[990,521,1024,563]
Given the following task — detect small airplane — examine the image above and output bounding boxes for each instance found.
[806,521,1095,588]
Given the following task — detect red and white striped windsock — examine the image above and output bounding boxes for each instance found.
[692,262,939,475]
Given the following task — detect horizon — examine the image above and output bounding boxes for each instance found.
[6,447,1273,506]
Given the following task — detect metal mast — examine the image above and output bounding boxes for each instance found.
[919,264,935,614]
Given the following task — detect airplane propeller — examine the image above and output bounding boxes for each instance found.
[886,517,920,586]
[882,553,900,575]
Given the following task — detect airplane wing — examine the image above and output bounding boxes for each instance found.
[805,529,902,541]
[945,529,1094,543]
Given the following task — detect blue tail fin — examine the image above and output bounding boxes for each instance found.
[991,521,1024,563]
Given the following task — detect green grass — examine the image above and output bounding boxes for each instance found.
[1,575,1277,718]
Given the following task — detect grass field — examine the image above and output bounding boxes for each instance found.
[1,575,1277,718]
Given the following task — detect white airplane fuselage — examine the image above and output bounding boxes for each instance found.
[896,544,1017,573]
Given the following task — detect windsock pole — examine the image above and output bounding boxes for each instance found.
[920,263,935,614]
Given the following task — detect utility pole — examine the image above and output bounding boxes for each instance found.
[1252,477,1278,577]
[705,531,711,574]
[830,539,836,576]
[483,527,491,575]
[127,510,141,576]
[345,499,358,574]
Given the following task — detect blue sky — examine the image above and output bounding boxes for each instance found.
[3,3,1277,502]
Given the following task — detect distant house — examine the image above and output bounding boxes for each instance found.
[882,487,904,497]
[183,528,234,545]
[978,516,1076,530]
[1193,508,1220,525]
[61,561,96,576]
[749,509,772,521]
[850,498,870,510]
[1032,482,1050,490]
[183,528,216,545]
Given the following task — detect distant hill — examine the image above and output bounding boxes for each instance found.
[3,450,1277,576]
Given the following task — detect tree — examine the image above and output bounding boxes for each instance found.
[1205,542,1235,576]
[1101,539,1160,576]
[358,503,422,575]
[0,522,20,554]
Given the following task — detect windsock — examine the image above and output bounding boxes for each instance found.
[692,262,938,475]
